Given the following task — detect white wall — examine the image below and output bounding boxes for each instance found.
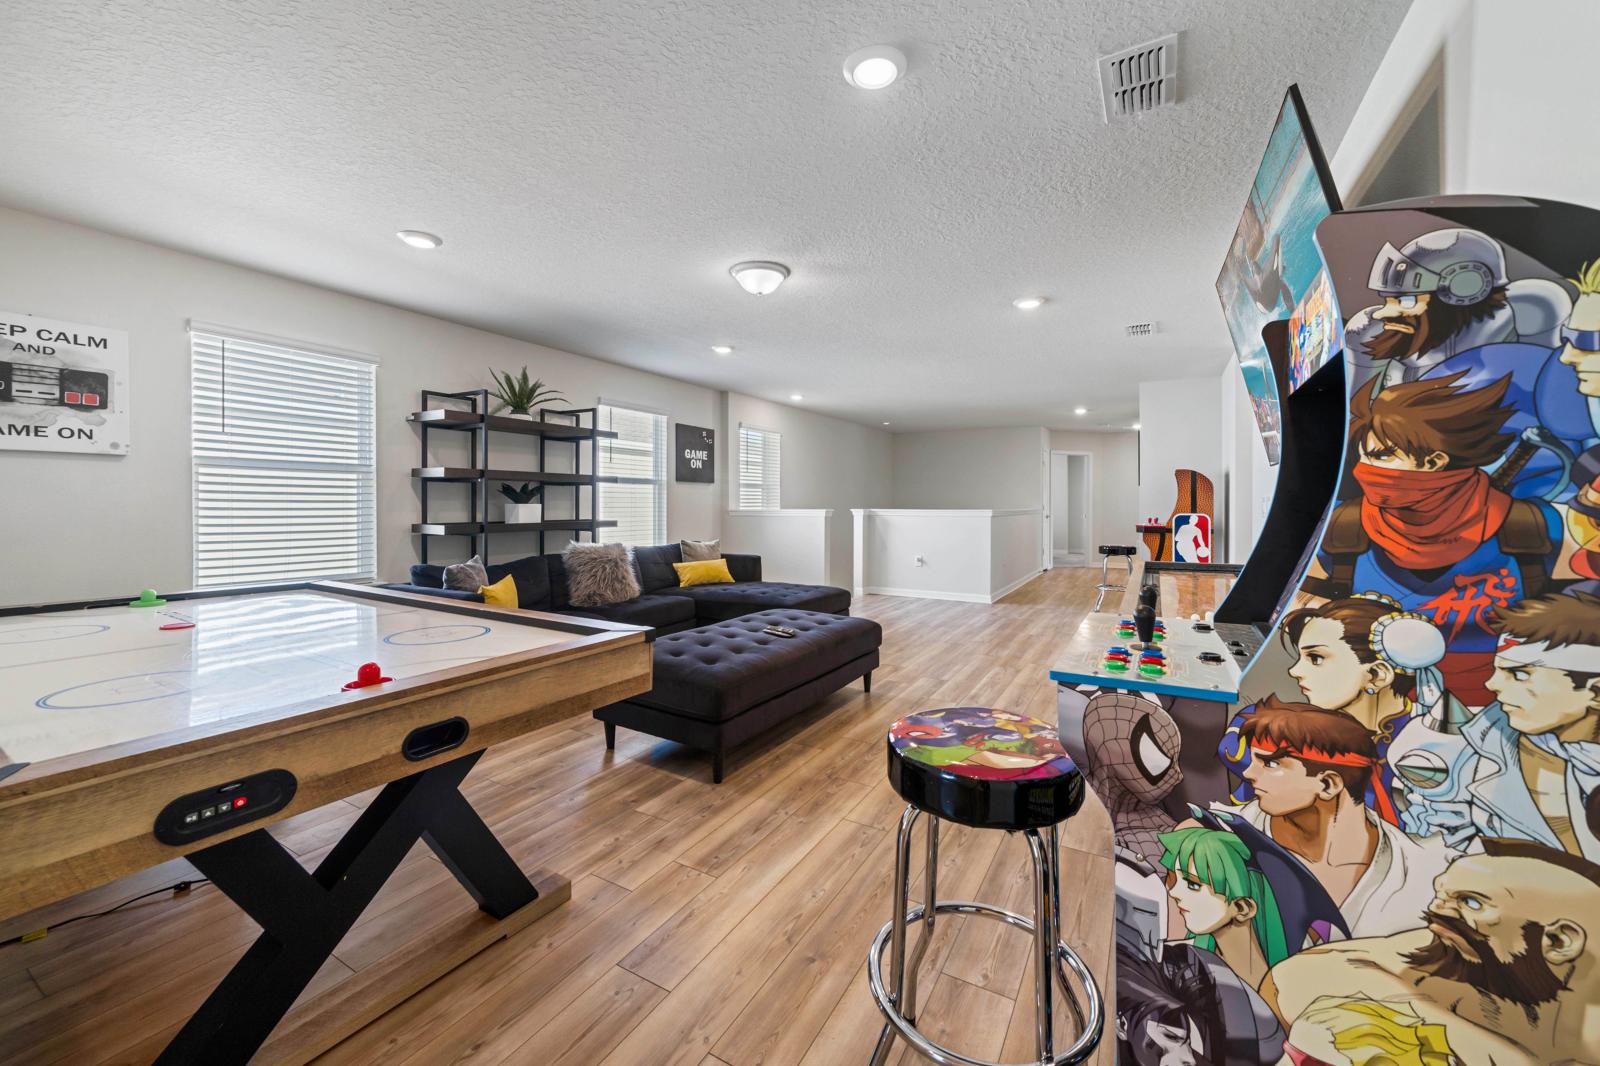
[1215,365,1277,564]
[1137,379,1223,527]
[853,509,1042,603]
[1332,1,1599,211]
[724,393,892,590]
[0,207,732,606]
[720,510,831,586]
[1047,430,1139,556]
[891,426,1048,510]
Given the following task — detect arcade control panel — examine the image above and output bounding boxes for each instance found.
[1049,612,1244,703]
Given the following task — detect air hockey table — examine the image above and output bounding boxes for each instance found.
[0,581,652,1065]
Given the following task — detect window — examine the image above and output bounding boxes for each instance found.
[737,424,781,509]
[597,401,667,544]
[191,327,376,587]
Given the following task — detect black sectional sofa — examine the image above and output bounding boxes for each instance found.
[388,543,880,781]
[388,543,851,633]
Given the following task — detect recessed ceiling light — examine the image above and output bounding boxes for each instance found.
[881,421,891,426]
[790,394,804,402]
[843,45,906,90]
[1132,422,1142,430]
[1012,296,1046,310]
[711,345,733,355]
[1073,406,1088,415]
[730,260,790,296]
[396,230,443,250]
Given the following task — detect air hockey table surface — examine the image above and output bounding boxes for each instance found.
[0,585,579,771]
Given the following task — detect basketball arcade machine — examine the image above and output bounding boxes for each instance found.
[1052,85,1600,1066]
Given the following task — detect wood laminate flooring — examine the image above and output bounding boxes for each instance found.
[0,565,1226,1066]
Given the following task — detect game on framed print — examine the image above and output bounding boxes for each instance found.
[676,423,714,483]
[0,311,130,455]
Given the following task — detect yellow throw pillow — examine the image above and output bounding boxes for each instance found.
[674,558,734,587]
[478,574,519,608]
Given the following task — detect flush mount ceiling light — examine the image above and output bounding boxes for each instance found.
[730,260,790,296]
[1073,406,1088,415]
[711,345,734,355]
[843,45,906,90]
[1012,296,1046,310]
[396,230,443,250]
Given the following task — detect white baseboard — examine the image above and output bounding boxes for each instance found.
[990,569,1044,602]
[862,569,1044,605]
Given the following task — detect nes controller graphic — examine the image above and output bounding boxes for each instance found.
[0,361,110,410]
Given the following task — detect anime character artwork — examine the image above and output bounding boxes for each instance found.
[1070,197,1600,1066]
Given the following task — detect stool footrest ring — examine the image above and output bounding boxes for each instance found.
[867,900,1102,1066]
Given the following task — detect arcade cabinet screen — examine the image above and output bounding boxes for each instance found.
[1287,269,1343,392]
[1214,85,1342,465]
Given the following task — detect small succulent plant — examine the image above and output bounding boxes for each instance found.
[499,482,543,504]
[488,367,564,416]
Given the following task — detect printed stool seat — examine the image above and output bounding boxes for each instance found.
[887,707,1085,830]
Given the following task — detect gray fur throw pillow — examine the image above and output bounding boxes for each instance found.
[563,542,640,607]
[443,554,489,592]
[680,538,721,562]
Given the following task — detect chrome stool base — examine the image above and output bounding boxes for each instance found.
[865,806,1102,1066]
[1091,550,1135,612]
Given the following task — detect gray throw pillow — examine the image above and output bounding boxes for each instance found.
[680,538,721,562]
[443,554,489,592]
[564,542,641,607]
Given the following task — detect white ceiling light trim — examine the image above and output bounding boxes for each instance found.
[789,393,803,402]
[711,345,733,355]
[1073,406,1087,415]
[1012,296,1046,310]
[396,229,443,249]
[730,260,790,296]
[843,45,905,90]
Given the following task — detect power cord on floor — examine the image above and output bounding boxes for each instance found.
[0,879,210,948]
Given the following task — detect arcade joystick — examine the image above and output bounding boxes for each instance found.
[1134,584,1158,645]
[342,662,393,691]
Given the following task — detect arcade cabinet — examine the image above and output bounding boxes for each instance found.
[1052,84,1600,1066]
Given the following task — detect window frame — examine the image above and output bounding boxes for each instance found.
[189,322,378,589]
[735,422,782,510]
[595,397,670,545]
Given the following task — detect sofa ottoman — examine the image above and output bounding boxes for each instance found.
[595,608,881,782]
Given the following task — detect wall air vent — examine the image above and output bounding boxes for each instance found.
[1098,34,1178,123]
[1124,322,1158,338]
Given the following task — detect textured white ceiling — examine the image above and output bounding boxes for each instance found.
[0,0,1406,431]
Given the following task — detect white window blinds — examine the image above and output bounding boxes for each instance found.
[737,424,781,509]
[597,402,667,545]
[191,329,377,587]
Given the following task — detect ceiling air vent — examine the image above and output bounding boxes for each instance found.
[1124,322,1158,338]
[1098,34,1178,123]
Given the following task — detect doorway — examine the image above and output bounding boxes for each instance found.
[1048,450,1092,567]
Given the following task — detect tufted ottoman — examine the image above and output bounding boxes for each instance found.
[594,608,882,782]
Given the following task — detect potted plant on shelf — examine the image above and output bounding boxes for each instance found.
[499,482,543,525]
[488,367,564,421]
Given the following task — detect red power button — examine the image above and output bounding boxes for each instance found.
[232,796,248,809]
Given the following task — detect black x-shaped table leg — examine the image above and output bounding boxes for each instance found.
[155,749,536,1066]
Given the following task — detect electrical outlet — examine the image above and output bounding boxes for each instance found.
[913,555,924,567]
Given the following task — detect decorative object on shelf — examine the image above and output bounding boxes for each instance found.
[488,366,563,419]
[0,310,130,455]
[675,424,715,483]
[499,482,543,524]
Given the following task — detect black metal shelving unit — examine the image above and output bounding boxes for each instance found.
[409,388,618,563]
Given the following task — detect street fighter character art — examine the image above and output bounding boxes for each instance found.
[1348,227,1570,392]
[1402,592,1600,857]
[1556,261,1600,585]
[1306,372,1565,705]
[1262,839,1600,1066]
[1219,595,1450,824]
[1217,698,1449,939]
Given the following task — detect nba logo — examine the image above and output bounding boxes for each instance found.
[1171,513,1211,563]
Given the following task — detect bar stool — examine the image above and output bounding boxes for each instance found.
[867,707,1103,1066]
[1092,545,1137,611]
